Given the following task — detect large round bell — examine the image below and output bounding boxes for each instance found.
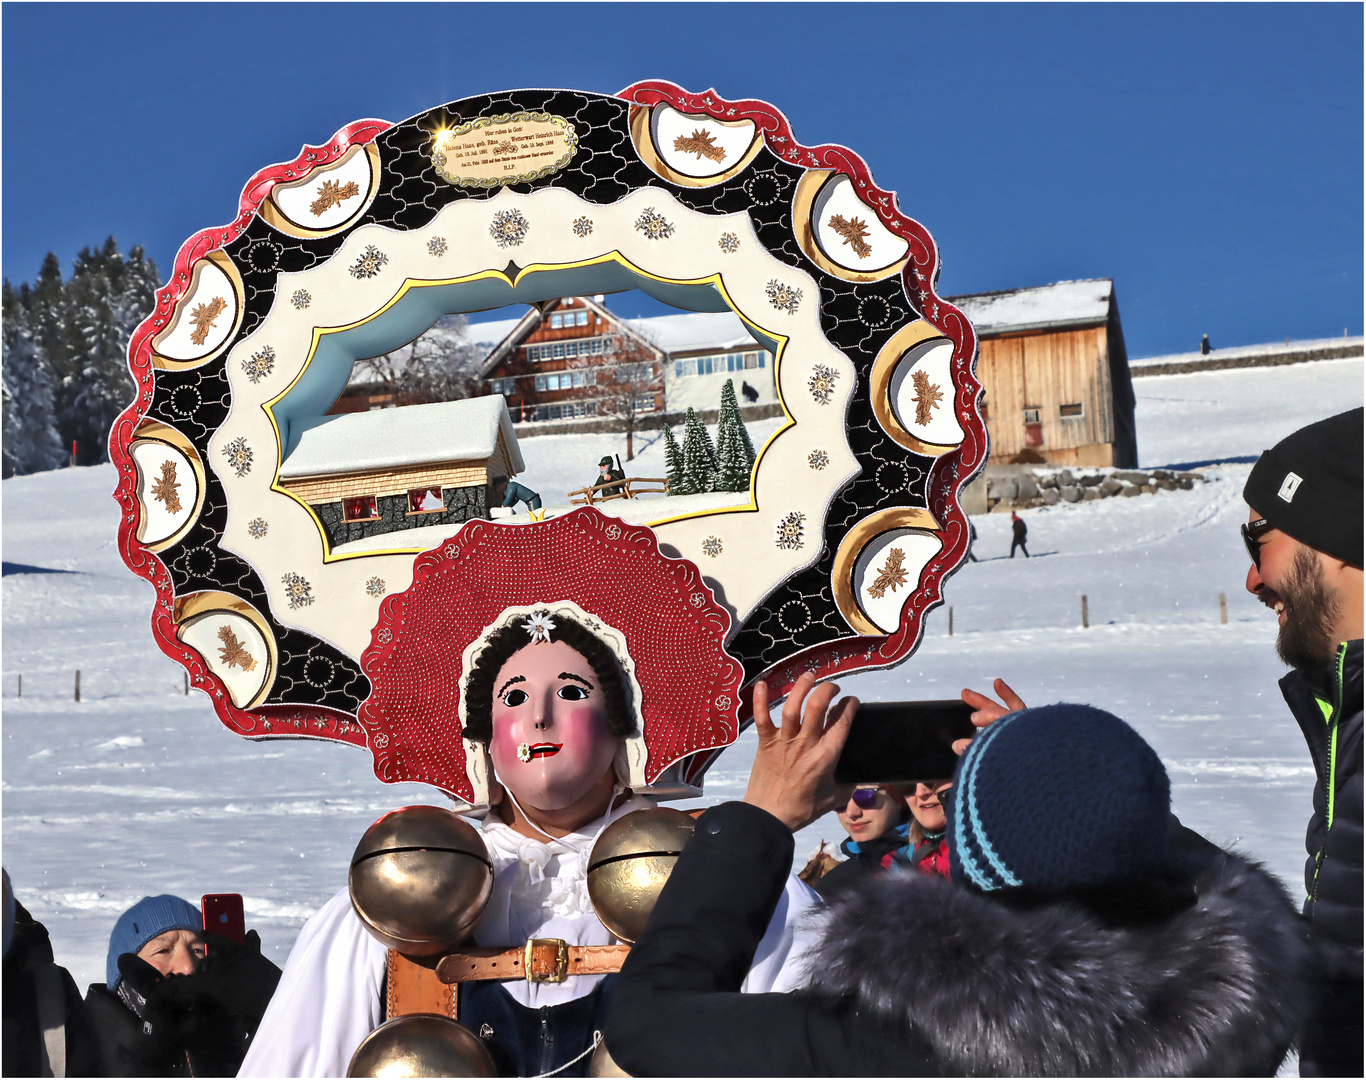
[349,805,493,956]
[347,1014,497,1077]
[586,807,695,943]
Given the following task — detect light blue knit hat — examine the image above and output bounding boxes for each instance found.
[106,894,201,989]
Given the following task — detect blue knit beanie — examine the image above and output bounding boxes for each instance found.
[106,894,201,989]
[947,704,1170,892]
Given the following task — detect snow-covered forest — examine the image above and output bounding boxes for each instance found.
[2,240,161,474]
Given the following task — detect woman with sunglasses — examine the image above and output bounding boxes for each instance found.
[810,785,912,898]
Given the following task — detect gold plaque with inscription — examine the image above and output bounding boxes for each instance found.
[432,112,578,189]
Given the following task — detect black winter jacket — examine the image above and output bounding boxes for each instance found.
[1281,638,1363,1076]
[608,802,1313,1077]
[2,902,104,1077]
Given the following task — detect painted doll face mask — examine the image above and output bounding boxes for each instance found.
[489,639,620,812]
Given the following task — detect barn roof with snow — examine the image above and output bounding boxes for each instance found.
[948,279,1114,337]
[280,395,523,479]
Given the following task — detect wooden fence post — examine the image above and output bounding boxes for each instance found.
[74,670,81,702]
[948,607,954,637]
[1220,593,1228,625]
[16,674,21,699]
[1081,595,1089,629]
[184,670,190,695]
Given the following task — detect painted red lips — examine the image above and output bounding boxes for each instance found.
[528,743,562,759]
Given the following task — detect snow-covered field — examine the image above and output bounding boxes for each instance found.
[3,357,1360,999]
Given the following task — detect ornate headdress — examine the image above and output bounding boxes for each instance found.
[359,508,744,807]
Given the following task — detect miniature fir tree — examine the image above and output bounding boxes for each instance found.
[713,379,754,492]
[677,407,716,496]
[662,424,684,495]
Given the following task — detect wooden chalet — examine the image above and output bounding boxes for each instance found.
[277,396,523,547]
[950,279,1137,468]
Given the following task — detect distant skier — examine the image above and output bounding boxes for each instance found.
[1201,334,1212,355]
[1010,512,1029,558]
[741,381,760,404]
[967,518,979,562]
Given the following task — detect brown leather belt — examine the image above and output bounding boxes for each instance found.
[436,939,631,984]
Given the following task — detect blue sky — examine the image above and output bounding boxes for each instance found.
[3,2,1360,356]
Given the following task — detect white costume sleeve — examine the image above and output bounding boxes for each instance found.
[237,888,388,1078]
[739,873,822,993]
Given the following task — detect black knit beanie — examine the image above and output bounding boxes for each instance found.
[1243,408,1363,568]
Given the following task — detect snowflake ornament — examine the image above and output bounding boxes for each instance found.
[572,216,594,237]
[281,571,315,609]
[290,289,311,310]
[718,232,740,254]
[702,536,723,558]
[808,449,830,470]
[634,207,675,240]
[365,576,386,598]
[222,437,253,477]
[775,511,806,551]
[808,365,839,405]
[247,517,268,539]
[349,245,389,279]
[242,345,275,384]
[490,209,529,248]
[427,236,448,256]
[766,280,802,315]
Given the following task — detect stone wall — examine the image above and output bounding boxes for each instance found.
[314,484,488,546]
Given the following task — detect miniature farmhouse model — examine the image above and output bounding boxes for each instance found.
[952,279,1137,467]
[277,396,523,546]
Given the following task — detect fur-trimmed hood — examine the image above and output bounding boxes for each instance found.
[806,841,1312,1076]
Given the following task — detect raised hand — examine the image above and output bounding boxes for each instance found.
[743,672,859,832]
[954,678,1027,753]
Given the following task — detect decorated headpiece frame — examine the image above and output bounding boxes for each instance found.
[110,82,987,794]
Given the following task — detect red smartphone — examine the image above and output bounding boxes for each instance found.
[201,893,246,951]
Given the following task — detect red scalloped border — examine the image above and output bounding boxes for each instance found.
[107,118,391,747]
[617,82,987,761]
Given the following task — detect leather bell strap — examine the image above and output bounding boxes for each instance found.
[386,949,457,1020]
[436,942,631,984]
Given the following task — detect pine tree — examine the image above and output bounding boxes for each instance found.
[2,282,65,477]
[662,424,684,495]
[713,379,755,492]
[678,406,717,496]
[54,238,157,465]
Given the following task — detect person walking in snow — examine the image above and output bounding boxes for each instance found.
[1009,511,1029,558]
[1242,408,1362,1076]
[966,518,979,562]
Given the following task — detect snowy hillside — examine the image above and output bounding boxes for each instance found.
[2,356,1360,996]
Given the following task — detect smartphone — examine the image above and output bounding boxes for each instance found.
[201,893,246,950]
[834,700,976,785]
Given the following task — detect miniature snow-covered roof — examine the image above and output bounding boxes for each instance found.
[625,311,759,354]
[279,395,524,479]
[948,279,1114,336]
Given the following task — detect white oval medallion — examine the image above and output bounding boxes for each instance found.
[811,173,909,272]
[651,105,758,179]
[178,607,272,708]
[154,257,239,362]
[271,144,375,231]
[132,439,198,547]
[851,528,941,634]
[889,339,963,447]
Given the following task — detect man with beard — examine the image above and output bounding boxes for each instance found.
[1243,407,1362,1077]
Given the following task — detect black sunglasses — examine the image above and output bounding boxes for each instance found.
[850,786,884,809]
[1242,517,1273,568]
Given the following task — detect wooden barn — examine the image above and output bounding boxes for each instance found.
[950,279,1137,468]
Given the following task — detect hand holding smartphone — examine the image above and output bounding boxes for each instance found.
[201,893,246,955]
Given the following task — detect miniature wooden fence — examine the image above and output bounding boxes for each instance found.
[567,477,669,505]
